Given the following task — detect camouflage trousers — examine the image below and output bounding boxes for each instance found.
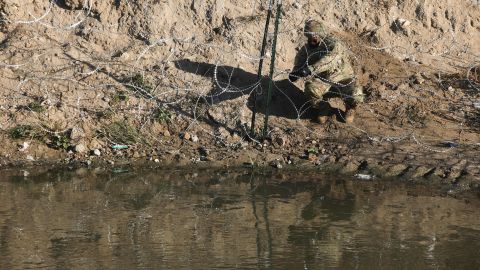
[305,77,364,110]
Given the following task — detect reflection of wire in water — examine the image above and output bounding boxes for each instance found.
[249,173,273,269]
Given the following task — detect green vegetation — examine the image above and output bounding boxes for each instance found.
[126,74,153,98]
[306,148,319,155]
[50,132,71,150]
[27,101,45,113]
[103,121,139,145]
[112,90,129,103]
[9,125,38,139]
[96,108,115,119]
[153,107,171,124]
[10,124,72,150]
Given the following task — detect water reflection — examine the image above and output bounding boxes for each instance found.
[0,168,479,269]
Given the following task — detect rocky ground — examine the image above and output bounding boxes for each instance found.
[0,0,479,194]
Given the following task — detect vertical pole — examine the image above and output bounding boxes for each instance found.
[250,0,274,136]
[262,0,282,138]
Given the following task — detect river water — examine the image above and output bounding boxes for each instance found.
[0,168,479,269]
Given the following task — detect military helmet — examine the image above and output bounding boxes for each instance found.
[304,20,328,38]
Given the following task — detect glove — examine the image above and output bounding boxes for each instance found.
[289,66,312,82]
[300,66,312,77]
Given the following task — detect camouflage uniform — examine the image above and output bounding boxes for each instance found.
[290,20,364,120]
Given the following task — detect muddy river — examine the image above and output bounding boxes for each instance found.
[0,168,479,269]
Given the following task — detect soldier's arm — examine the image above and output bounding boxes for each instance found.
[308,42,343,76]
[289,47,310,82]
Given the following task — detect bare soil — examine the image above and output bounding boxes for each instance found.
[0,0,479,193]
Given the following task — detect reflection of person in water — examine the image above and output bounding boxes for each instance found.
[287,180,357,268]
[300,179,356,222]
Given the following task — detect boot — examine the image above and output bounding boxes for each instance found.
[312,106,332,124]
[345,109,355,124]
[316,115,329,124]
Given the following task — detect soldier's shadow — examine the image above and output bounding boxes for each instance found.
[174,59,315,119]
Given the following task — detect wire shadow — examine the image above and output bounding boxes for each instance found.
[174,59,315,119]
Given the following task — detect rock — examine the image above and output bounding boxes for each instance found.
[181,132,191,141]
[154,158,160,163]
[340,161,360,174]
[132,151,142,158]
[446,160,468,180]
[286,155,294,164]
[385,164,408,177]
[270,160,283,169]
[190,134,199,143]
[412,166,434,178]
[317,154,330,163]
[273,136,288,148]
[455,175,475,192]
[92,149,101,156]
[217,127,230,139]
[391,18,411,36]
[447,168,464,181]
[18,142,29,152]
[454,159,468,168]
[70,126,85,141]
[26,155,35,161]
[432,167,447,178]
[74,144,87,153]
[163,130,171,137]
[89,138,104,150]
[411,73,425,85]
[230,133,242,142]
[200,156,211,162]
[85,160,92,166]
[307,153,317,161]
[266,153,283,165]
[198,147,210,157]
[382,153,393,160]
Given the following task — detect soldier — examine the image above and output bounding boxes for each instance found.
[289,20,364,124]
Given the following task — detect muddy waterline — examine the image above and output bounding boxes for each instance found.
[0,168,479,269]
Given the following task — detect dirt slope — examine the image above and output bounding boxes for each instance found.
[0,0,479,191]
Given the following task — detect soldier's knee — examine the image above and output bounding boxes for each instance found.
[305,80,330,100]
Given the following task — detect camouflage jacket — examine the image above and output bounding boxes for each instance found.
[291,36,354,83]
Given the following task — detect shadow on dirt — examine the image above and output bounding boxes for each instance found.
[174,59,316,120]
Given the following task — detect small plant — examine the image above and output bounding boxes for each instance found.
[153,107,171,124]
[126,74,153,98]
[96,108,115,119]
[103,121,139,145]
[306,148,319,155]
[9,125,38,139]
[112,90,129,103]
[27,101,45,113]
[50,133,71,150]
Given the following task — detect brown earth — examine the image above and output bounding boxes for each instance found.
[0,0,479,193]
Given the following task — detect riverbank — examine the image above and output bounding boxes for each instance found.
[0,0,479,194]
[2,134,479,197]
